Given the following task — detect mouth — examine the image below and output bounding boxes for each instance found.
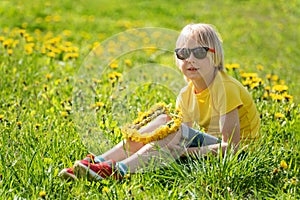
[187,67,199,71]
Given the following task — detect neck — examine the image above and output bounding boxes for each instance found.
[192,68,218,94]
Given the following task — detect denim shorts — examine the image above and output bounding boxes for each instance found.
[181,124,221,148]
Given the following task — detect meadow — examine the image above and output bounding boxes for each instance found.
[0,0,299,199]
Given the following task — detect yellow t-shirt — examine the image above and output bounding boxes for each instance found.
[176,71,260,142]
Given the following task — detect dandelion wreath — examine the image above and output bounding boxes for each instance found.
[121,102,182,144]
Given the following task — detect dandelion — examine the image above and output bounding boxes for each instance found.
[123,173,130,179]
[271,75,279,81]
[0,114,4,121]
[125,59,132,67]
[274,113,284,119]
[17,121,22,129]
[102,186,109,193]
[46,74,52,80]
[264,86,271,91]
[21,22,28,28]
[39,191,46,198]
[35,123,41,130]
[290,177,297,185]
[7,49,13,56]
[269,93,284,101]
[18,29,26,37]
[47,52,56,58]
[96,102,104,108]
[282,93,293,101]
[55,79,61,85]
[280,160,288,169]
[3,39,13,48]
[266,74,272,80]
[61,111,68,118]
[110,62,118,69]
[62,30,72,37]
[241,72,258,79]
[256,64,264,70]
[272,84,288,92]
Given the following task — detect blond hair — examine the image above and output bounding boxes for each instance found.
[176,23,224,70]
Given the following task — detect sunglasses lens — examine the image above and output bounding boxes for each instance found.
[193,47,207,59]
[176,48,190,60]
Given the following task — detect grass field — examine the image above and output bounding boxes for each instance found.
[0,0,299,199]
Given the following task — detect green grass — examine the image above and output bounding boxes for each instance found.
[0,0,299,199]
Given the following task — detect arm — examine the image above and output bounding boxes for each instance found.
[186,108,240,155]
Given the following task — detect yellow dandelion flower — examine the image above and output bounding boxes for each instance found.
[72,53,79,58]
[63,30,72,37]
[241,72,258,79]
[0,36,5,42]
[26,36,34,42]
[256,64,264,70]
[231,63,240,69]
[270,93,284,101]
[53,15,61,22]
[7,49,13,56]
[275,113,284,119]
[108,73,116,79]
[21,22,28,28]
[39,191,46,198]
[291,177,297,185]
[125,59,132,67]
[63,53,73,60]
[12,40,19,48]
[250,82,259,89]
[35,123,41,129]
[242,79,252,86]
[55,79,61,85]
[266,74,272,80]
[280,160,288,169]
[102,186,109,193]
[123,173,130,179]
[0,114,4,121]
[61,111,68,118]
[47,52,56,58]
[271,75,279,81]
[3,39,13,48]
[110,62,118,69]
[18,29,26,37]
[264,86,271,91]
[272,84,288,92]
[17,121,22,129]
[95,102,104,108]
[46,74,52,80]
[282,93,293,101]
[262,92,269,99]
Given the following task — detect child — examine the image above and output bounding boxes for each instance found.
[59,23,260,181]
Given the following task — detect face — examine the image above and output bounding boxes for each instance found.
[176,38,215,82]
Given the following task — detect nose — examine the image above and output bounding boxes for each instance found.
[186,52,196,63]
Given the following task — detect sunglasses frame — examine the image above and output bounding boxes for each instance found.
[175,47,215,60]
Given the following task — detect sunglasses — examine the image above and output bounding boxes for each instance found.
[175,47,215,60]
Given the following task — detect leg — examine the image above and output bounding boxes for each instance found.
[122,127,185,173]
[100,139,144,162]
[98,114,171,162]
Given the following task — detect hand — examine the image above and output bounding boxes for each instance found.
[138,114,171,134]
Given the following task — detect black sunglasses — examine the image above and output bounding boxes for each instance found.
[175,47,215,60]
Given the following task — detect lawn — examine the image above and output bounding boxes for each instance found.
[0,0,299,199]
